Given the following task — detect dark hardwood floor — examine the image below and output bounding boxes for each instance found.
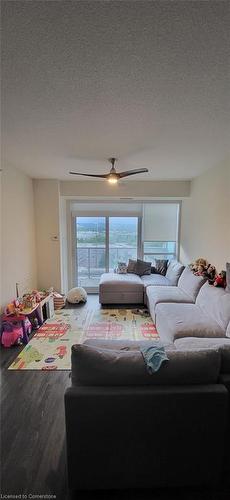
[1,295,229,500]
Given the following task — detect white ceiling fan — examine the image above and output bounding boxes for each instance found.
[69,158,148,184]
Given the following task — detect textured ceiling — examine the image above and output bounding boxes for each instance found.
[1,0,230,180]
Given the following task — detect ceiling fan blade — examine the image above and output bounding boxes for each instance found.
[69,171,109,178]
[118,168,149,178]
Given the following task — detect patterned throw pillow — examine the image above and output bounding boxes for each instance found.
[135,259,152,276]
[155,259,168,276]
[117,262,128,274]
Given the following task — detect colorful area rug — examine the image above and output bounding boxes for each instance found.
[8,308,158,370]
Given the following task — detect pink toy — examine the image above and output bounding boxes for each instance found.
[1,322,24,347]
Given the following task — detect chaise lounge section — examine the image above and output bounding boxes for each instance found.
[99,259,185,304]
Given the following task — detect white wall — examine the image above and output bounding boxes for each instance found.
[1,164,37,308]
[180,157,230,270]
[33,179,62,291]
[61,179,190,198]
[34,179,190,293]
[31,161,230,295]
[0,170,2,309]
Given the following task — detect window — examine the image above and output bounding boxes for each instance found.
[74,215,140,291]
[143,241,177,263]
[109,217,138,272]
[76,216,106,290]
[68,201,180,292]
[142,203,179,263]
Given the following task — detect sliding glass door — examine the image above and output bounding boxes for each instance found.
[75,216,139,292]
[76,217,106,290]
[109,217,138,272]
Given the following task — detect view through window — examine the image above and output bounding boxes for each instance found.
[143,241,176,262]
[76,216,138,290]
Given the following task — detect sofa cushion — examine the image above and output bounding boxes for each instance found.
[174,337,230,373]
[71,343,220,386]
[178,267,207,301]
[127,259,138,274]
[141,274,171,288]
[155,303,225,344]
[155,259,168,276]
[99,273,143,292]
[136,259,152,276]
[196,282,230,330]
[146,285,194,321]
[117,262,128,274]
[166,260,185,286]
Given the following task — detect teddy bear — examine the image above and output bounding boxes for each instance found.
[206,264,216,284]
[189,258,209,275]
[213,271,226,288]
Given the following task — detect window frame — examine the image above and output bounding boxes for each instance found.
[66,200,181,293]
[72,214,142,293]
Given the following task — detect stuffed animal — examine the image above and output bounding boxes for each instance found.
[213,271,226,288]
[206,264,217,284]
[189,258,209,274]
[189,258,217,284]
[194,264,206,276]
[67,287,87,304]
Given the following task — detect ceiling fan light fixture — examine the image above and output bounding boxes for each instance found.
[108,173,118,184]
[69,157,148,180]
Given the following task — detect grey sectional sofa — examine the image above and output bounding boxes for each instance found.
[65,341,229,491]
[99,261,230,346]
[65,261,230,492]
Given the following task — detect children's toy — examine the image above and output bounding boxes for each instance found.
[206,264,217,284]
[189,258,217,283]
[1,322,24,347]
[31,290,42,303]
[4,302,16,315]
[53,292,66,310]
[24,317,32,335]
[189,258,209,274]
[213,271,226,288]
[23,293,37,310]
[67,287,87,304]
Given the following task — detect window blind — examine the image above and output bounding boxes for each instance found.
[143,203,179,241]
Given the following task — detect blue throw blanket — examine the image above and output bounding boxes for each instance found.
[140,341,169,374]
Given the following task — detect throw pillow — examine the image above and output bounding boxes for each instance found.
[155,259,168,276]
[127,259,138,274]
[135,259,152,276]
[117,262,128,274]
[226,263,230,293]
[151,266,157,274]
